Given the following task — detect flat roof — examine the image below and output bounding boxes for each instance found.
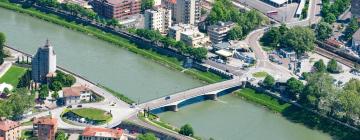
[216,50,233,57]
[270,0,287,5]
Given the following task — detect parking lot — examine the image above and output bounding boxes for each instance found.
[235,0,300,22]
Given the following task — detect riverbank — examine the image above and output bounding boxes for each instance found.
[233,88,360,139]
[0,1,224,84]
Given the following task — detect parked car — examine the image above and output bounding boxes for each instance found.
[67,105,72,108]
[77,104,83,108]
[165,96,171,100]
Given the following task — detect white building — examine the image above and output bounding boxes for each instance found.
[352,29,360,53]
[180,30,207,47]
[207,21,236,44]
[175,0,200,25]
[144,7,172,34]
[60,86,92,105]
[31,39,57,84]
[168,23,197,41]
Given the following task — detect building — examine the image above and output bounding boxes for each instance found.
[81,127,126,140]
[207,21,236,44]
[92,0,141,20]
[163,0,176,21]
[32,39,57,84]
[352,29,360,52]
[180,29,207,47]
[168,23,197,41]
[33,116,58,140]
[144,7,172,34]
[352,0,360,19]
[175,0,200,25]
[0,119,21,140]
[61,85,92,105]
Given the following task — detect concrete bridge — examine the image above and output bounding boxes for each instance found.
[139,77,245,113]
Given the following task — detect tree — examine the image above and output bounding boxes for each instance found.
[3,88,10,96]
[261,27,281,49]
[52,92,59,100]
[50,81,63,92]
[281,26,315,55]
[323,13,336,23]
[344,18,359,41]
[179,124,194,136]
[17,70,31,88]
[227,25,243,40]
[286,77,304,100]
[137,133,156,140]
[335,90,360,123]
[327,59,341,73]
[0,32,5,65]
[263,75,275,88]
[52,71,76,87]
[343,78,360,93]
[313,59,326,73]
[141,0,154,12]
[7,88,35,119]
[316,22,332,40]
[55,131,67,140]
[39,85,49,100]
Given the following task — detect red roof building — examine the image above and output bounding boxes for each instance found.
[0,119,21,140]
[81,127,125,140]
[33,116,58,140]
[92,0,141,20]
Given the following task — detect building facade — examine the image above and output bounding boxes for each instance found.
[61,86,92,105]
[180,30,207,47]
[163,0,176,21]
[175,0,200,25]
[207,21,235,44]
[32,39,57,84]
[352,0,360,18]
[92,0,141,20]
[168,23,197,41]
[0,119,21,140]
[33,116,58,140]
[144,7,172,34]
[352,29,360,52]
[81,127,126,140]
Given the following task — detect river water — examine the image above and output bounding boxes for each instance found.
[0,7,332,140]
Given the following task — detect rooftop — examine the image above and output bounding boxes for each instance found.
[33,116,58,126]
[82,127,123,138]
[0,119,20,131]
[270,0,287,5]
[63,85,90,97]
[353,29,360,41]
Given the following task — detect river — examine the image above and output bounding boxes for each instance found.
[0,7,332,140]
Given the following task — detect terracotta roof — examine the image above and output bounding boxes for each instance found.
[169,0,176,4]
[63,86,90,97]
[0,119,20,131]
[33,116,57,126]
[0,137,4,140]
[82,127,123,138]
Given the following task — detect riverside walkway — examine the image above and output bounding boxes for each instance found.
[139,77,244,112]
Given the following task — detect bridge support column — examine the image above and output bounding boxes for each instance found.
[165,105,178,112]
[241,81,247,88]
[206,94,218,100]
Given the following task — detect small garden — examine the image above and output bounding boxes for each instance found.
[62,108,112,125]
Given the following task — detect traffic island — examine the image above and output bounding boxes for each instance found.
[61,108,112,126]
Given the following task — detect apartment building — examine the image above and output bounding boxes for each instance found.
[144,7,172,34]
[207,21,236,44]
[92,0,141,20]
[175,0,200,25]
[0,119,21,140]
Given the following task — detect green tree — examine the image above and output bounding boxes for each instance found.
[335,90,360,122]
[55,131,67,140]
[316,22,332,40]
[261,27,281,48]
[39,84,49,100]
[343,78,360,93]
[286,77,304,100]
[324,13,336,23]
[344,18,359,41]
[50,81,63,92]
[3,88,10,96]
[227,25,243,40]
[281,26,315,55]
[8,88,35,119]
[327,59,340,73]
[313,59,326,72]
[0,32,5,65]
[263,75,275,88]
[17,70,31,88]
[141,0,154,12]
[179,124,194,136]
[52,92,59,100]
[137,133,156,140]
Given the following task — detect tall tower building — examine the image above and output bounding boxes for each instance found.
[31,39,57,83]
[175,0,200,25]
[144,7,172,34]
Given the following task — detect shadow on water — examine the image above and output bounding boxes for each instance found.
[150,87,240,114]
[281,105,360,140]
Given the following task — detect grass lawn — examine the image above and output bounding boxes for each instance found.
[252,71,268,78]
[0,65,27,86]
[234,88,291,112]
[70,108,112,121]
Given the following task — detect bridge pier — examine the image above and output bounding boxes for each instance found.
[164,105,178,112]
[205,94,218,100]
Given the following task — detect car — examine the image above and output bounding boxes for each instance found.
[67,105,72,108]
[165,96,171,100]
[77,104,83,108]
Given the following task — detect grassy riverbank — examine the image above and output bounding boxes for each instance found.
[233,88,360,139]
[0,1,224,84]
[98,84,135,104]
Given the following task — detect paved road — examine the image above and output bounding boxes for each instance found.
[139,77,243,110]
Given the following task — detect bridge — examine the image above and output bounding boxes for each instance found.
[138,77,245,113]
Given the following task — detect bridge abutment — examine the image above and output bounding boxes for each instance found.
[164,105,178,112]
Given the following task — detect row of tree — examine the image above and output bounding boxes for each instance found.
[260,25,315,55]
[321,0,351,23]
[0,88,35,120]
[38,70,76,100]
[0,32,6,65]
[206,0,267,40]
[134,29,208,61]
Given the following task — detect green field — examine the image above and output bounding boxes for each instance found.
[0,65,27,86]
[252,71,268,78]
[69,108,112,121]
[234,88,291,112]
